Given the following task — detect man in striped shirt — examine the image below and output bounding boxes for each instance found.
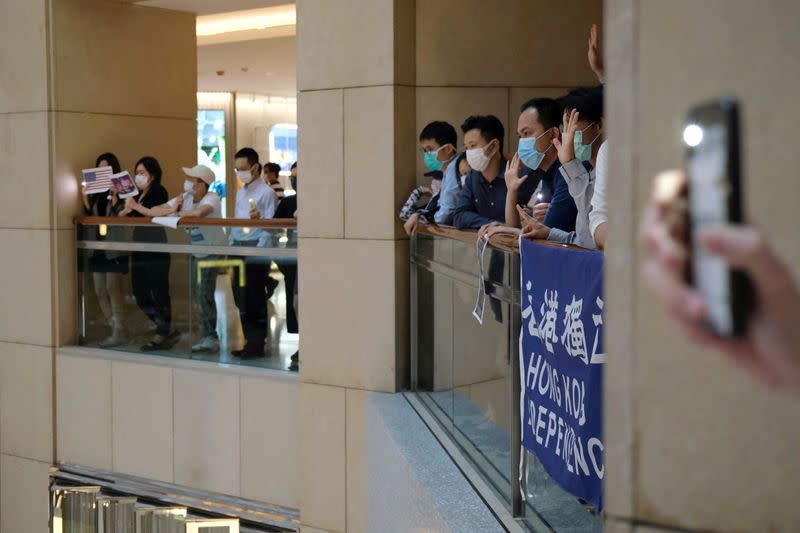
[263,162,284,200]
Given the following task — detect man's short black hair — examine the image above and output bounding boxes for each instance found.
[290,161,297,170]
[419,121,457,148]
[519,97,562,130]
[560,85,604,124]
[264,162,282,175]
[460,115,504,150]
[235,147,260,167]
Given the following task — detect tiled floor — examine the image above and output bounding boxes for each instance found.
[80,265,299,372]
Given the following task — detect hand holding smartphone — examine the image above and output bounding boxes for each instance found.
[683,98,754,336]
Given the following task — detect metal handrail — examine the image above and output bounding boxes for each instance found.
[74,215,297,229]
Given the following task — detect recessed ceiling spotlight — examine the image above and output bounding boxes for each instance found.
[215,70,225,76]
[241,67,249,73]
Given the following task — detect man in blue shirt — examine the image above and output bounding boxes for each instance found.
[402,121,458,234]
[453,115,536,231]
[503,97,578,234]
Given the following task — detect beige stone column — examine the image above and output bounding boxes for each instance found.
[0,1,195,531]
[296,1,602,531]
[605,1,800,531]
[295,0,415,530]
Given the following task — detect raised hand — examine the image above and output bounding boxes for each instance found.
[553,108,580,164]
[588,23,605,81]
[504,153,528,192]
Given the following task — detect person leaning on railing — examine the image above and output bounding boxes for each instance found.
[81,152,129,347]
[403,121,459,235]
[509,88,605,249]
[121,156,178,352]
[129,164,225,354]
[453,114,538,234]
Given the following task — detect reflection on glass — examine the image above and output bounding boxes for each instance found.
[269,123,298,175]
[412,233,601,531]
[77,223,298,372]
[198,109,227,216]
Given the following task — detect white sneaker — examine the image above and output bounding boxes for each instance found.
[191,336,220,353]
[99,334,124,348]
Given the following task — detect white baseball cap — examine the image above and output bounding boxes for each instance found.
[182,164,216,185]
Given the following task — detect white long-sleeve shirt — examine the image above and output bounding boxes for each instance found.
[588,140,608,240]
[547,157,596,249]
[230,179,277,243]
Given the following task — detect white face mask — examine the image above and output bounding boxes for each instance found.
[183,180,195,193]
[135,174,149,189]
[235,169,253,184]
[465,141,496,173]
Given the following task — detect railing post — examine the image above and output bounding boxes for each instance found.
[410,233,419,391]
[510,251,525,518]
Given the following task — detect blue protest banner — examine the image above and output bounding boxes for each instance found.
[519,238,605,510]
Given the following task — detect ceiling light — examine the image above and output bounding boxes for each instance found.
[196,5,295,37]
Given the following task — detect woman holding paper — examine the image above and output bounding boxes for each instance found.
[81,152,128,347]
[121,156,178,352]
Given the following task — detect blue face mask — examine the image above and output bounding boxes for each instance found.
[518,130,552,170]
[573,123,597,162]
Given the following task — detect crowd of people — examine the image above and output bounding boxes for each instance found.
[401,26,608,253]
[81,149,299,371]
[398,23,800,394]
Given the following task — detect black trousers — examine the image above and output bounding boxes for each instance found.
[278,263,298,333]
[131,252,172,336]
[231,245,268,352]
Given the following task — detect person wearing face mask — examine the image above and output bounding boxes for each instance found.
[456,152,471,188]
[228,147,277,359]
[452,115,536,232]
[122,156,178,352]
[136,164,226,353]
[514,87,605,249]
[403,121,459,235]
[81,152,129,347]
[400,170,443,234]
[499,98,580,239]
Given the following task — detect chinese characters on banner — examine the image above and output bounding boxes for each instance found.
[519,238,605,510]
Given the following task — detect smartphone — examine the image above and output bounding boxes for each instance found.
[684,98,754,336]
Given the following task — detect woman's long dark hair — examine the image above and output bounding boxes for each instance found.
[87,152,122,213]
[96,152,121,174]
[134,156,163,185]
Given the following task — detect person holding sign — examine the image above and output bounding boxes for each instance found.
[229,147,277,359]
[121,156,177,352]
[81,152,129,347]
